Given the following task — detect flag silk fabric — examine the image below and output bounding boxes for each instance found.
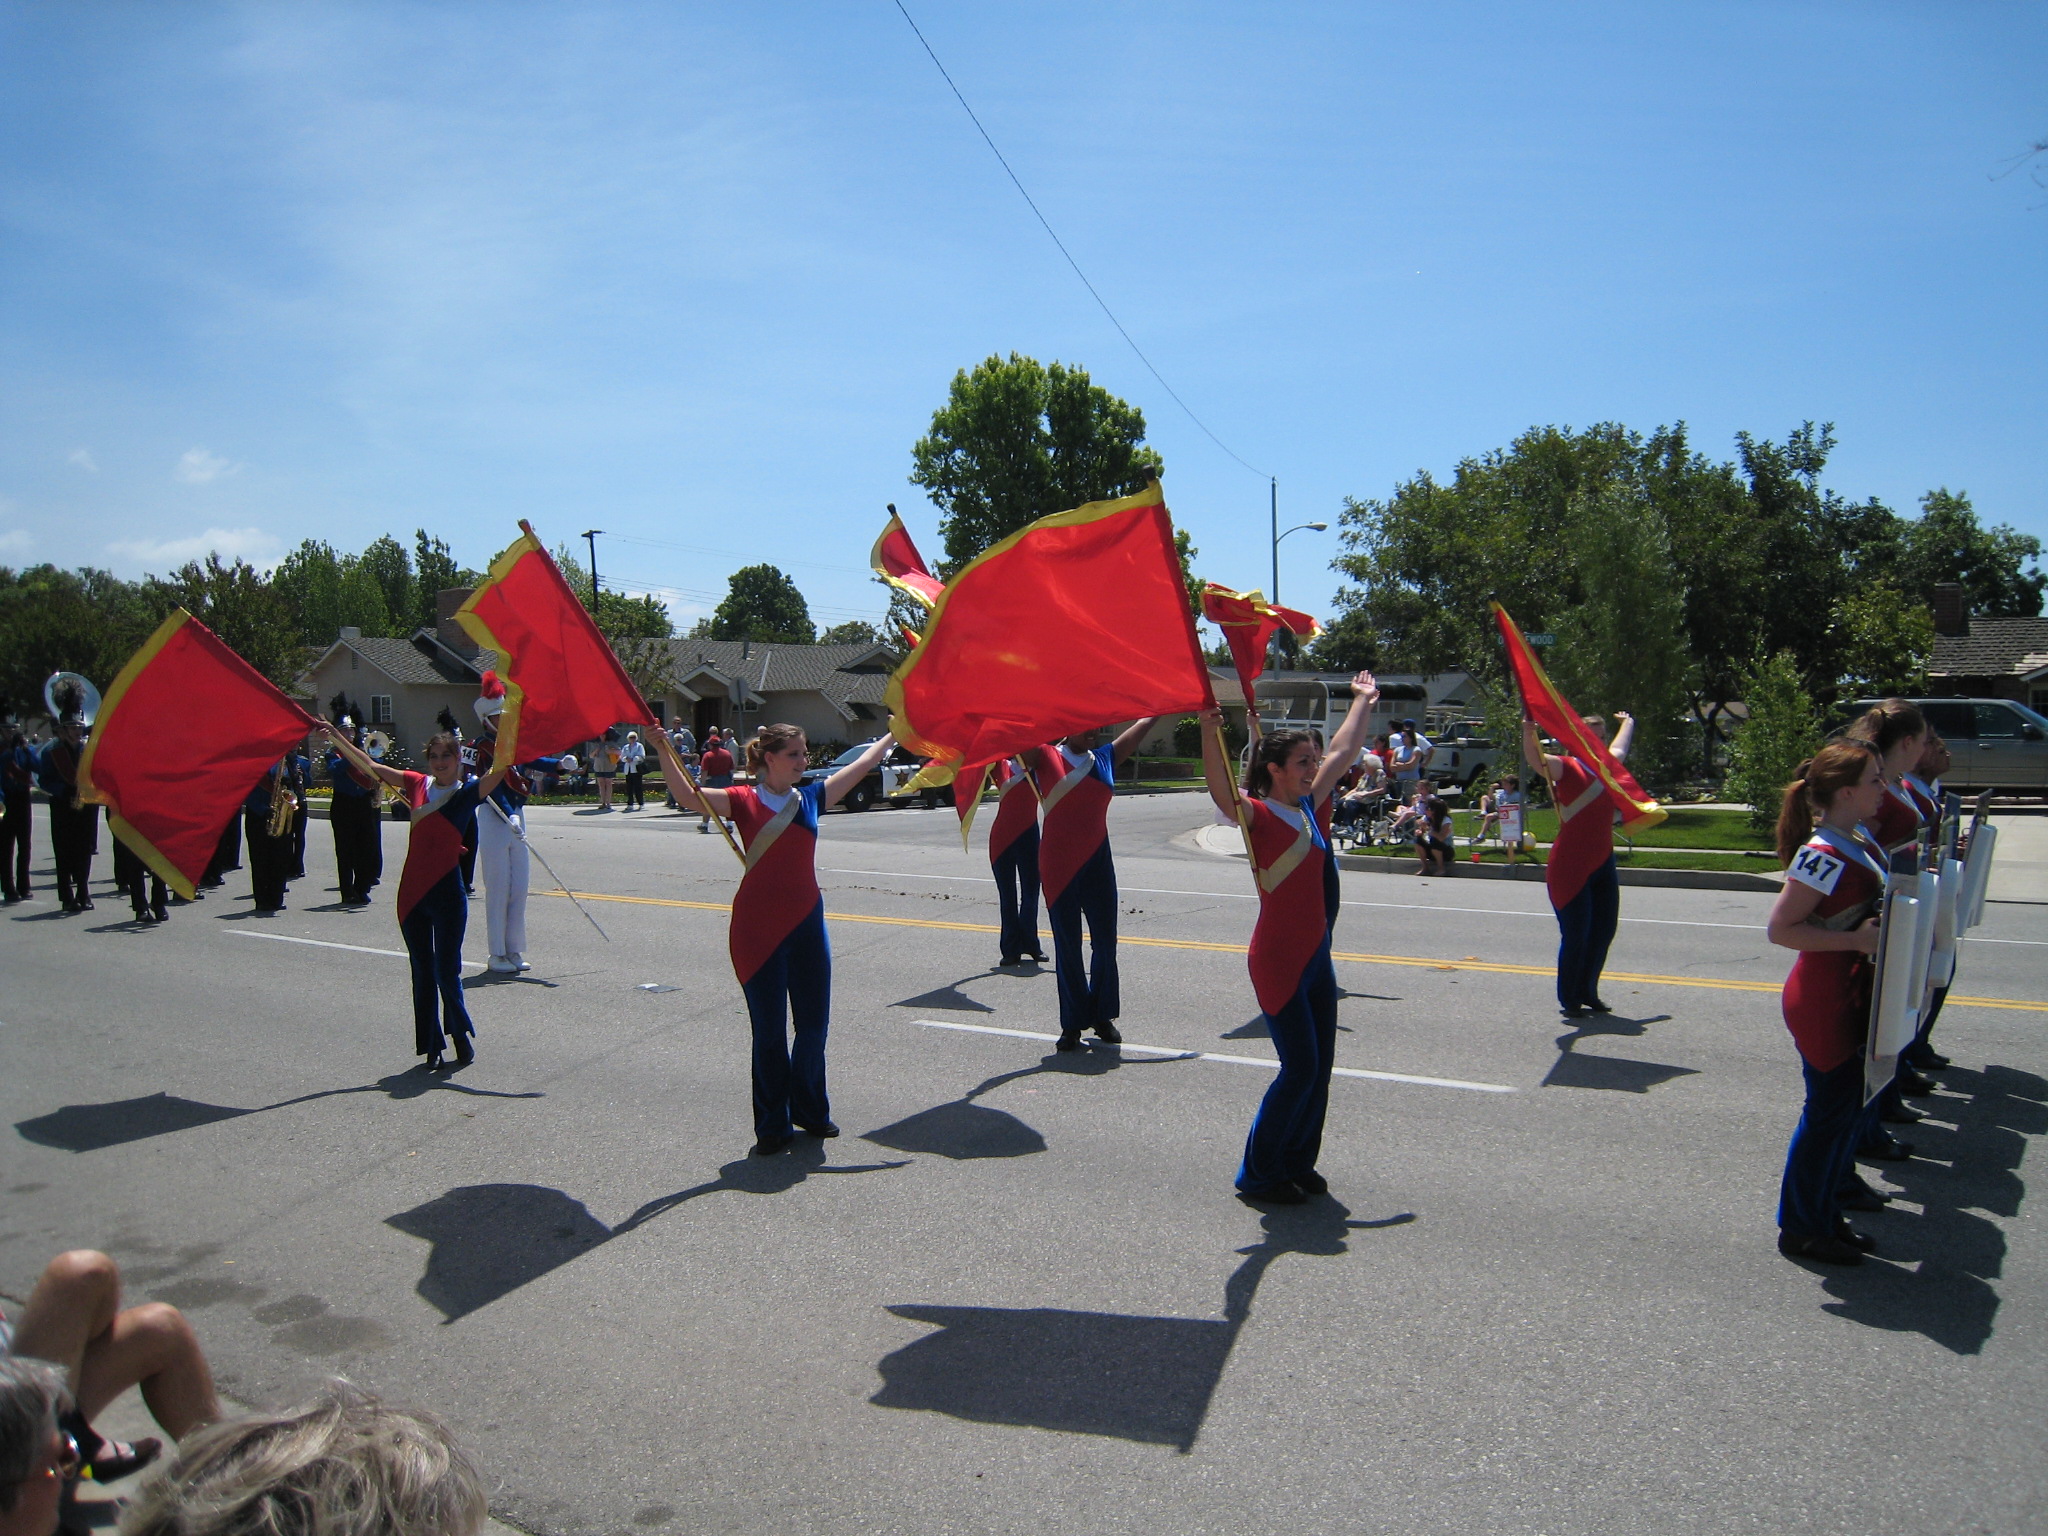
[886,482,1212,776]
[1492,603,1666,832]
[455,522,655,764]
[78,609,316,898]
[871,511,946,610]
[1200,584,1319,699]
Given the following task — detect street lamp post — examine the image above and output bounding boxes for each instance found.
[1269,501,1328,671]
[582,528,604,606]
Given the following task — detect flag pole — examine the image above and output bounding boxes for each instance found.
[654,733,746,865]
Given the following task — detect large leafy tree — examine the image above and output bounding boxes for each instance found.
[1726,650,1822,830]
[142,555,302,687]
[708,564,813,644]
[910,353,1164,570]
[0,566,160,720]
[1896,489,2044,617]
[551,548,672,640]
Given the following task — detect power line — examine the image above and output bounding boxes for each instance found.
[891,0,1268,480]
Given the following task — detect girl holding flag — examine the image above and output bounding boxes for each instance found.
[1197,669,1380,1206]
[1523,711,1636,1018]
[323,725,508,1070]
[654,723,895,1156]
[989,754,1050,968]
[1766,739,1888,1267]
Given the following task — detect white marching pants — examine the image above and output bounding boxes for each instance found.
[477,803,529,959]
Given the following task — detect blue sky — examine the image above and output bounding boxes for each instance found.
[2,2,2042,634]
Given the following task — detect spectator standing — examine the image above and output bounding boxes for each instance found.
[697,732,736,834]
[665,724,697,809]
[588,732,618,811]
[619,731,648,811]
[1388,720,1432,802]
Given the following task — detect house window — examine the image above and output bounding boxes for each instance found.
[2032,686,2048,712]
[370,695,394,724]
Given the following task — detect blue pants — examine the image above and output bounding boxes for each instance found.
[741,902,832,1141]
[400,877,473,1056]
[992,828,1042,961]
[1048,842,1120,1036]
[1239,946,1340,1194]
[1554,856,1620,1011]
[1778,1056,1865,1238]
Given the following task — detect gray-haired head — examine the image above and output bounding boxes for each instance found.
[0,1356,72,1515]
[118,1383,485,1536]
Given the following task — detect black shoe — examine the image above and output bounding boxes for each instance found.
[1898,1069,1937,1097]
[1880,1100,1925,1124]
[797,1121,840,1138]
[1293,1170,1329,1196]
[78,897,94,911]
[1030,950,1049,963]
[1561,1005,1589,1019]
[1778,1230,1864,1266]
[133,908,157,924]
[1839,1179,1889,1212]
[1055,1031,1083,1053]
[1239,1181,1308,1207]
[1859,1133,1914,1162]
[425,1052,446,1072]
[751,1135,792,1157]
[1092,1022,1122,1044]
[1585,998,1614,1013]
[998,955,1022,968]
[152,904,169,922]
[1908,1047,1951,1071]
[1834,1219,1878,1253]
[453,1037,474,1066]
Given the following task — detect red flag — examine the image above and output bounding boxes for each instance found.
[871,510,945,609]
[1492,603,1666,832]
[78,610,316,898]
[454,523,655,764]
[1200,584,1319,698]
[886,482,1212,774]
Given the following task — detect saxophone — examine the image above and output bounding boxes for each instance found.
[266,759,298,838]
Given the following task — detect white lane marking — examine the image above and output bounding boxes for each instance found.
[911,1019,1516,1094]
[1960,936,2048,946]
[228,931,486,971]
[822,865,1766,930]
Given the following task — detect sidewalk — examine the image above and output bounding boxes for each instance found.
[1987,809,2048,905]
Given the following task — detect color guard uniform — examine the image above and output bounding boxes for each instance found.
[727,780,835,1144]
[1777,825,1887,1242]
[989,755,1046,965]
[1236,795,1340,1197]
[1547,755,1621,1013]
[395,771,483,1061]
[1034,742,1124,1046]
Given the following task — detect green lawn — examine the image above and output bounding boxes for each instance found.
[1489,805,1770,852]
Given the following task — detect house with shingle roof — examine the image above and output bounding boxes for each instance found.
[627,637,897,752]
[292,590,500,758]
[1927,582,2048,713]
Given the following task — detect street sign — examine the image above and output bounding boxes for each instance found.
[1526,633,1555,647]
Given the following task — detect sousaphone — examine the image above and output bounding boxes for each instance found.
[44,672,101,727]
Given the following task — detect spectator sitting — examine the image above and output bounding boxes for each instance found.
[119,1383,486,1536]
[1474,780,1503,843]
[2,1250,220,1486]
[1412,792,1454,875]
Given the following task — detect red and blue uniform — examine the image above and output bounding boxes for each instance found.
[1776,826,1887,1240]
[989,756,1044,964]
[1546,755,1620,1013]
[395,772,483,1059]
[727,780,834,1142]
[1237,795,1339,1196]
[1863,780,1927,861]
[1035,743,1122,1040]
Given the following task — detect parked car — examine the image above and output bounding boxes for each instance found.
[1850,697,2048,792]
[800,742,949,811]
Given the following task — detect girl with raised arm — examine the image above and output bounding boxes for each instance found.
[1199,670,1380,1206]
[654,723,894,1155]
[324,724,508,1070]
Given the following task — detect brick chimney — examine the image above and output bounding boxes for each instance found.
[1930,582,1969,638]
[436,588,478,657]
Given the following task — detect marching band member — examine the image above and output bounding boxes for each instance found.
[1766,740,1888,1266]
[1032,717,1158,1051]
[1523,710,1637,1018]
[323,725,508,1071]
[242,758,300,915]
[470,674,532,974]
[324,710,385,906]
[654,723,894,1155]
[1198,670,1380,1205]
[2,723,35,903]
[111,834,168,924]
[37,707,97,912]
[989,755,1048,968]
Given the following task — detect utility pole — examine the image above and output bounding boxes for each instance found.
[582,529,603,611]
[1269,478,1278,605]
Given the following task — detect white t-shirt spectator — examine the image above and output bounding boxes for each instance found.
[619,739,647,772]
[1390,734,1432,778]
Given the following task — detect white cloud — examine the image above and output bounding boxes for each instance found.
[67,449,99,473]
[174,447,243,484]
[106,526,280,569]
[0,529,32,556]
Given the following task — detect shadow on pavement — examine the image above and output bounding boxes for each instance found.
[891,973,999,1014]
[1542,1014,1691,1093]
[387,1149,910,1323]
[1820,1063,2045,1355]
[14,1073,544,1152]
[870,1200,1416,1452]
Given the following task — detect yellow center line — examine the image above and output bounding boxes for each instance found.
[533,888,2048,1013]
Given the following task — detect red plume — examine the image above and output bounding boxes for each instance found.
[479,670,507,699]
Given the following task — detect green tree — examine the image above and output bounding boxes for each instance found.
[1897,489,2044,617]
[412,530,467,631]
[910,353,1163,569]
[709,564,813,644]
[0,565,158,720]
[1302,605,1380,672]
[1548,488,1693,784]
[551,547,672,639]
[818,620,886,647]
[1832,584,1934,696]
[1727,650,1822,831]
[358,536,414,634]
[143,555,303,687]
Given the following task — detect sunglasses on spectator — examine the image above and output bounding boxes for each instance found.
[9,1430,81,1484]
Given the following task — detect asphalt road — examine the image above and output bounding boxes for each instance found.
[4,793,2045,1536]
